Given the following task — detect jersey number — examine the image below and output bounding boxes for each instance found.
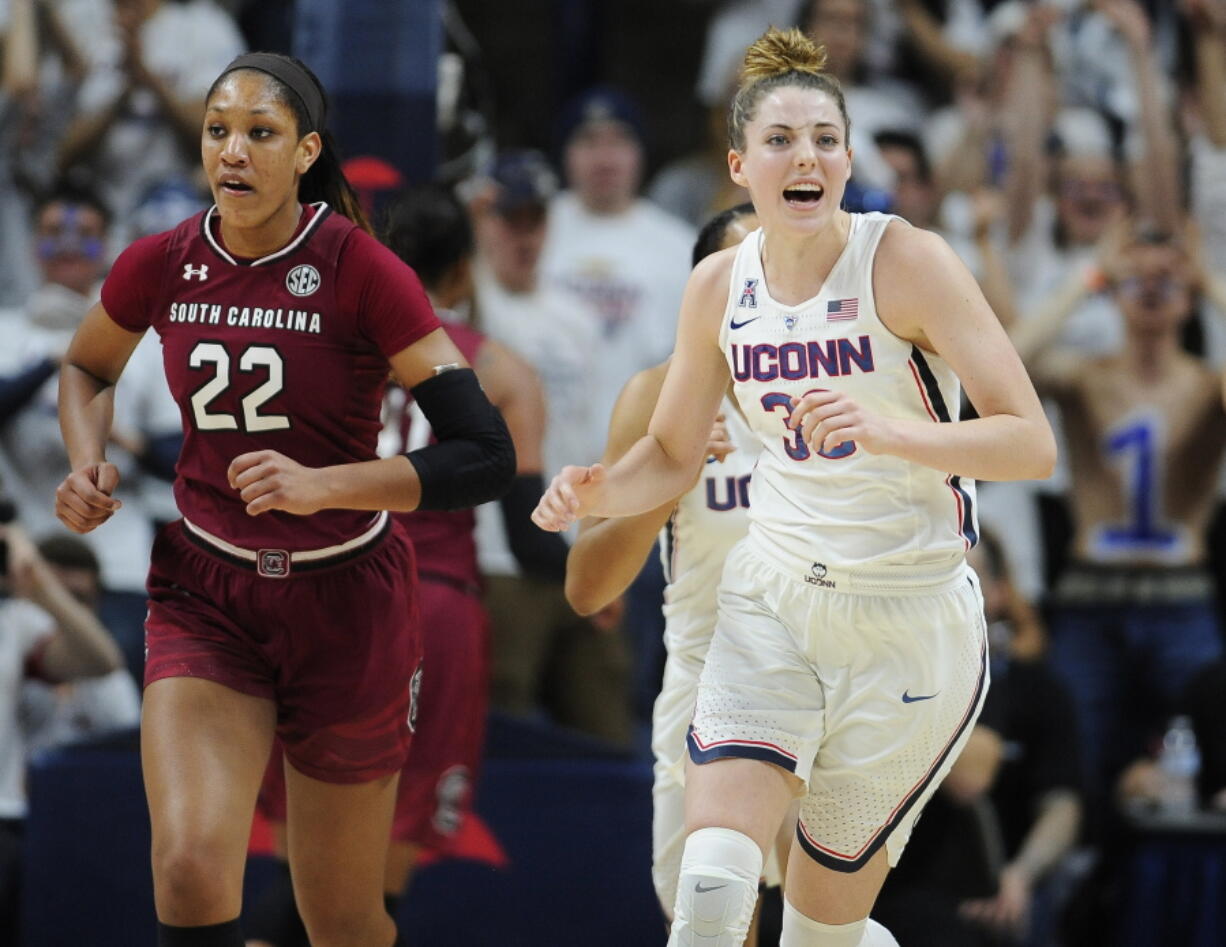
[1099,416,1176,551]
[188,342,289,433]
[760,391,855,461]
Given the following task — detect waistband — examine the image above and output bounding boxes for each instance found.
[744,533,968,596]
[181,511,390,578]
[1053,561,1214,606]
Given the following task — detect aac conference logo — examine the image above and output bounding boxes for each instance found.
[286,263,321,297]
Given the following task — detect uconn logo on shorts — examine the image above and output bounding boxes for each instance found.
[805,562,836,589]
[286,264,321,297]
[257,549,290,578]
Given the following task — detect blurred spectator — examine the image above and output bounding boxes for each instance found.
[20,533,140,756]
[540,85,693,439]
[1011,224,1226,833]
[648,70,749,227]
[797,0,924,189]
[461,151,633,746]
[0,184,156,593]
[0,0,89,306]
[0,521,125,942]
[54,0,244,235]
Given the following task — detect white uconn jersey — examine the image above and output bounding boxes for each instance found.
[720,214,977,569]
[658,397,760,651]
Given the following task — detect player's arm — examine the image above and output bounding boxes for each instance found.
[565,363,675,615]
[792,222,1055,482]
[56,303,144,533]
[533,253,732,531]
[474,339,570,580]
[230,327,516,515]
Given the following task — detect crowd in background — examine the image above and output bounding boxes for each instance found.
[2,0,1226,945]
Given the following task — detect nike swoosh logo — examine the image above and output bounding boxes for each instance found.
[694,882,728,894]
[901,690,939,703]
[729,316,760,330]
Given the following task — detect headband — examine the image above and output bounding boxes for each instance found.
[218,53,327,133]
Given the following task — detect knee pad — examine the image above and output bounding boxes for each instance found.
[780,899,866,947]
[670,827,762,946]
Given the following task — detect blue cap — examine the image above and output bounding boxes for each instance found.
[556,85,647,149]
[487,150,558,215]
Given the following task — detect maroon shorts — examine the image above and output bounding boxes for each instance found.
[257,573,488,852]
[144,518,422,784]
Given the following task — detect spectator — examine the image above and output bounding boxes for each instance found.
[463,152,632,745]
[0,185,156,594]
[20,533,140,756]
[0,521,125,942]
[540,85,693,438]
[54,0,244,234]
[1010,224,1226,834]
[0,0,88,307]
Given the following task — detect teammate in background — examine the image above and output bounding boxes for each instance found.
[535,27,1054,947]
[245,183,554,947]
[564,203,780,942]
[54,53,514,947]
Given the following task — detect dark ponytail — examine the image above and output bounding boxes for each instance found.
[208,52,373,235]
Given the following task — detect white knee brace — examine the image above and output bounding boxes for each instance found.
[668,827,763,946]
[780,901,899,947]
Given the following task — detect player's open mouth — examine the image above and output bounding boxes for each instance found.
[220,178,253,195]
[783,184,823,208]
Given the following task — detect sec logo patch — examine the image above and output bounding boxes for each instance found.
[286,264,321,297]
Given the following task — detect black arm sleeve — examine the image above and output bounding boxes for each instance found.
[405,368,517,512]
[499,473,570,582]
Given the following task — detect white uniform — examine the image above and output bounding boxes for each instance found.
[689,214,989,873]
[651,396,759,911]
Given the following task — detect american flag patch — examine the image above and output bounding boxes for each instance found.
[826,298,859,321]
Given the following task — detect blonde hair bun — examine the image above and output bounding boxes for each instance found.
[741,26,828,83]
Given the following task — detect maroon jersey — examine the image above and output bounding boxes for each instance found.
[387,319,486,587]
[102,203,440,552]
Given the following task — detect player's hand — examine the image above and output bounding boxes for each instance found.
[531,464,606,532]
[959,864,1032,938]
[228,450,327,517]
[54,462,123,534]
[787,390,894,456]
[705,413,736,463]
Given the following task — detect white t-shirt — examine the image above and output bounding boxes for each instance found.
[0,599,55,818]
[21,669,141,757]
[471,264,601,576]
[540,193,693,439]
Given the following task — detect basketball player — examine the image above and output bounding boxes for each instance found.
[564,204,773,937]
[54,54,514,947]
[534,27,1054,947]
[246,184,552,947]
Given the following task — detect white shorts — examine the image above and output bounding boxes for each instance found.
[687,537,988,873]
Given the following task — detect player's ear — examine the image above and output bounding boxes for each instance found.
[297,131,322,176]
[729,149,748,189]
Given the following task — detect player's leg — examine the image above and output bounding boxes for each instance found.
[142,677,276,943]
[778,843,891,946]
[669,755,801,947]
[283,760,400,947]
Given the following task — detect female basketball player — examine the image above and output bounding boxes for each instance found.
[535,27,1054,947]
[55,53,514,947]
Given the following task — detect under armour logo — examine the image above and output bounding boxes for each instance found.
[183,263,209,281]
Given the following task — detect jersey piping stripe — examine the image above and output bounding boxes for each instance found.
[686,725,799,773]
[200,201,333,267]
[794,635,988,873]
[908,347,977,550]
[182,509,388,562]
